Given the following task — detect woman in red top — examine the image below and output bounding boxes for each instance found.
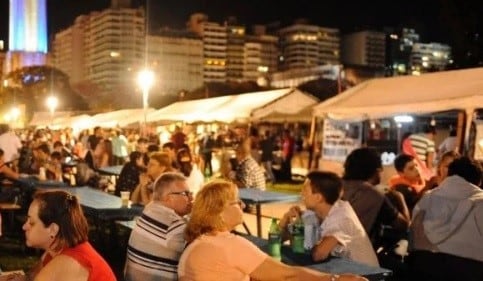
[16,190,116,281]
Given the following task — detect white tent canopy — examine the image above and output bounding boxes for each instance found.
[147,88,317,124]
[90,108,155,128]
[54,114,93,130]
[29,111,74,127]
[313,67,483,121]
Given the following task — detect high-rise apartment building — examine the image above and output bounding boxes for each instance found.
[244,25,279,84]
[4,0,48,74]
[84,7,145,92]
[201,22,228,83]
[278,22,340,70]
[147,31,203,95]
[341,31,385,68]
[410,42,452,73]
[226,23,245,82]
[52,1,145,94]
[187,14,228,83]
[52,16,86,83]
[386,28,420,75]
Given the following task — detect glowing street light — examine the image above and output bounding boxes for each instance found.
[46,96,58,127]
[137,69,155,131]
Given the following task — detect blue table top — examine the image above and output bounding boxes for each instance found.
[37,186,143,220]
[243,234,392,280]
[16,176,68,188]
[97,165,123,176]
[238,188,300,204]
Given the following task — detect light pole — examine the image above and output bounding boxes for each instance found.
[137,69,154,134]
[46,96,58,127]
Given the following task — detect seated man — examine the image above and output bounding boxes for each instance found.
[124,172,193,281]
[388,154,425,212]
[279,171,379,267]
[411,157,483,263]
[131,152,173,205]
[342,148,410,249]
[231,140,266,190]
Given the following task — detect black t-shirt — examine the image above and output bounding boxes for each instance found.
[115,162,143,196]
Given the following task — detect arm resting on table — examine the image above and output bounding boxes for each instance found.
[311,235,339,262]
[250,257,367,281]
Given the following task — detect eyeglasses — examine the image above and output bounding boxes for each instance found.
[168,190,193,197]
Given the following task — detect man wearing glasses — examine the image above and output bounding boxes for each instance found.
[125,172,193,281]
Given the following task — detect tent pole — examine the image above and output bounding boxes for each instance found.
[308,115,317,170]
[455,110,465,154]
[462,109,474,156]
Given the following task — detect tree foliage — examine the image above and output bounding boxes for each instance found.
[2,65,88,113]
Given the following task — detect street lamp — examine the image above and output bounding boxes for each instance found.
[46,96,58,127]
[137,69,155,131]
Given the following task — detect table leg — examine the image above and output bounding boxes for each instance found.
[256,204,262,237]
[242,222,252,235]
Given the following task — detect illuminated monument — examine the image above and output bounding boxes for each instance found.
[4,0,48,74]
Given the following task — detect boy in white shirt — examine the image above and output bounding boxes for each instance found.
[279,171,379,267]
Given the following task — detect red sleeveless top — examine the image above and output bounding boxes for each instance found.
[43,242,116,281]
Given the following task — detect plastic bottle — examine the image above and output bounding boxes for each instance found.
[267,218,282,261]
[291,216,305,253]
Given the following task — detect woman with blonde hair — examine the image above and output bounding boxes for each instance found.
[178,180,367,281]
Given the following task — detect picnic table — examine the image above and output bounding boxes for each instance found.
[97,165,123,176]
[244,234,392,280]
[238,188,300,237]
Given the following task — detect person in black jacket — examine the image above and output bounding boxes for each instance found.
[114,151,145,196]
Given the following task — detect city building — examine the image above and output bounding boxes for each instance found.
[410,42,452,74]
[243,25,279,84]
[51,17,86,83]
[385,28,452,76]
[4,0,48,74]
[278,21,340,71]
[147,30,203,96]
[385,28,420,76]
[226,18,245,82]
[52,0,145,95]
[341,31,386,69]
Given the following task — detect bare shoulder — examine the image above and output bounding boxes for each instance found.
[35,255,89,281]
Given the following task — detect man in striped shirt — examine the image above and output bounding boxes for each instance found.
[408,126,436,170]
[125,172,193,281]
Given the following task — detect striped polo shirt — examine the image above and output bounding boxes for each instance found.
[409,134,435,162]
[125,202,187,281]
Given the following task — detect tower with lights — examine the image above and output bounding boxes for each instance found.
[4,0,48,74]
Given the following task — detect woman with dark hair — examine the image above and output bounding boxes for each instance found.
[176,148,204,196]
[18,190,115,281]
[115,151,145,196]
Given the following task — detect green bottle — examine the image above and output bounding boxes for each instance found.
[291,216,305,253]
[267,218,282,261]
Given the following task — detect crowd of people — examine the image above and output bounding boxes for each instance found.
[0,121,482,281]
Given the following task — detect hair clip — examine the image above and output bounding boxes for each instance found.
[66,194,74,201]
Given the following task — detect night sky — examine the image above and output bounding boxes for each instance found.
[0,0,481,67]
